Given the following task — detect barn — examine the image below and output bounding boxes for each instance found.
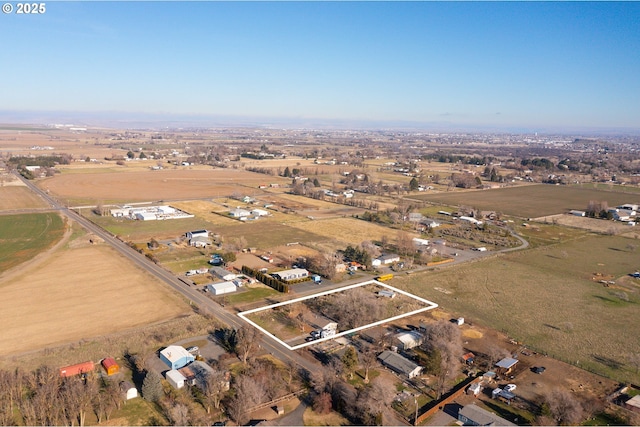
[159,346,195,370]
[206,281,237,295]
[59,361,95,378]
[101,357,120,376]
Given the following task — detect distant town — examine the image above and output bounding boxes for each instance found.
[0,124,639,426]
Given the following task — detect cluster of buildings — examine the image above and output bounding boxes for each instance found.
[110,205,194,221]
[159,345,228,391]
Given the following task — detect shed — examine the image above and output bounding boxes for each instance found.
[394,331,424,351]
[467,382,482,397]
[119,381,138,400]
[101,357,120,376]
[206,281,237,295]
[166,369,186,389]
[495,357,518,374]
[159,345,195,370]
[59,361,95,378]
[625,395,640,413]
[461,352,475,365]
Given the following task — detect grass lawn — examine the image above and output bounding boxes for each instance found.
[411,184,637,218]
[395,233,640,383]
[108,397,168,426]
[225,286,280,305]
[0,212,66,272]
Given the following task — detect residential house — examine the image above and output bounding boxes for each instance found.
[372,253,400,267]
[394,331,423,351]
[272,268,309,282]
[378,350,422,379]
[160,346,194,370]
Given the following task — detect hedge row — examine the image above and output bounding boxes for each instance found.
[241,265,290,293]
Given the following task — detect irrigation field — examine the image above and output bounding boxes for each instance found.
[411,184,639,218]
[395,233,640,383]
[0,185,48,211]
[0,213,66,273]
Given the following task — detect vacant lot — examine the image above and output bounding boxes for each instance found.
[411,184,638,218]
[0,183,48,211]
[38,168,290,205]
[0,213,66,272]
[0,243,188,356]
[288,217,416,247]
[396,234,640,383]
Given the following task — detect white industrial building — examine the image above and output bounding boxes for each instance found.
[206,281,237,295]
[110,205,194,221]
[251,208,269,217]
[166,369,186,389]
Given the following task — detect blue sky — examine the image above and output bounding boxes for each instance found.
[1,1,639,130]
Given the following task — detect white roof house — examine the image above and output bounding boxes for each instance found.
[159,345,195,370]
[413,238,430,246]
[230,208,251,218]
[251,208,269,217]
[166,369,186,389]
[373,254,400,266]
[206,281,237,295]
[272,268,309,282]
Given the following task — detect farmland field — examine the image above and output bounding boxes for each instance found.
[395,233,640,383]
[214,222,329,249]
[288,217,417,247]
[38,168,291,205]
[0,185,48,210]
[411,184,638,218]
[86,212,214,241]
[0,213,66,272]
[0,242,188,356]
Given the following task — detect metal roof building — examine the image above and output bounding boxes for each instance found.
[159,345,194,370]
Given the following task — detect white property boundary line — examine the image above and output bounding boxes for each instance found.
[238,280,438,351]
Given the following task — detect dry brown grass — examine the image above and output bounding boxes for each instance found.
[288,217,416,246]
[0,243,189,356]
[38,168,291,204]
[0,184,48,210]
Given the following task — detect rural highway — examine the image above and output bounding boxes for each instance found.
[11,170,320,373]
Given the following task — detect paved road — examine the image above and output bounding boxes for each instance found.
[11,170,319,373]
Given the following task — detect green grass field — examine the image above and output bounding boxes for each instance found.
[411,184,638,218]
[0,213,66,272]
[395,233,640,383]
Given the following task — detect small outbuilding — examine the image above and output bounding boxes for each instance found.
[119,381,138,400]
[495,357,519,374]
[59,361,95,378]
[166,369,186,389]
[101,357,120,376]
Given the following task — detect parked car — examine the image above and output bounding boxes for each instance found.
[186,346,199,354]
[532,366,546,374]
[504,384,517,392]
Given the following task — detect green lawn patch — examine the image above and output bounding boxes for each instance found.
[0,212,65,273]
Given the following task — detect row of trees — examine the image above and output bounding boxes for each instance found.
[241,265,290,293]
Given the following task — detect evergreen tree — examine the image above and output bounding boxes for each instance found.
[283,166,291,177]
[141,371,163,402]
[409,177,419,191]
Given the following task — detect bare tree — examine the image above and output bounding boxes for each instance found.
[235,325,261,364]
[360,344,379,384]
[202,370,228,413]
[485,344,511,370]
[355,378,396,425]
[395,230,415,256]
[546,389,584,425]
[168,403,190,426]
[420,320,463,399]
